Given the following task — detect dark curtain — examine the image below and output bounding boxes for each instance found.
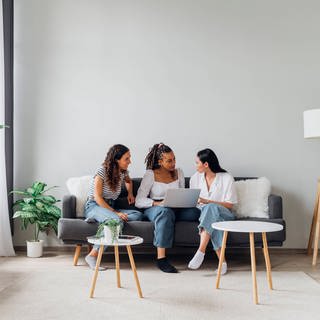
[3,0,14,234]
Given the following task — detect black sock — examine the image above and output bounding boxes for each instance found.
[156,257,178,273]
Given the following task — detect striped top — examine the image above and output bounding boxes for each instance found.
[87,166,129,201]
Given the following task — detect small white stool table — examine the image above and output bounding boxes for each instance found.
[87,236,144,299]
[212,221,283,304]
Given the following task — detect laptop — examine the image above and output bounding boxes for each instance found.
[160,188,201,208]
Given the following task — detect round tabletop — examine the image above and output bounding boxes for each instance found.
[212,221,283,233]
[87,236,144,246]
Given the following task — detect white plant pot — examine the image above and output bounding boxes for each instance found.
[103,225,120,243]
[26,240,44,258]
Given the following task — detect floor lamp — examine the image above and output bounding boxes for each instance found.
[304,109,320,266]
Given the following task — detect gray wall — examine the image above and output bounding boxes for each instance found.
[13,0,320,248]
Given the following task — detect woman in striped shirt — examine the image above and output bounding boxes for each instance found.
[84,144,142,270]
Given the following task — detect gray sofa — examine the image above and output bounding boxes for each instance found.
[58,177,286,264]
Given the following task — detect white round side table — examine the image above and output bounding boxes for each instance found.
[212,221,283,304]
[87,236,144,299]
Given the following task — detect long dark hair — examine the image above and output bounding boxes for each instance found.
[102,144,129,191]
[145,143,173,171]
[197,148,227,173]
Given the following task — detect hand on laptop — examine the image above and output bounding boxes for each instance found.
[153,200,164,206]
[198,197,210,205]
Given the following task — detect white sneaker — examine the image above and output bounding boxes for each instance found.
[188,250,205,270]
[85,254,106,271]
[213,262,227,275]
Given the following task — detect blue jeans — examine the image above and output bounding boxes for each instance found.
[85,200,143,250]
[143,206,200,248]
[198,203,235,250]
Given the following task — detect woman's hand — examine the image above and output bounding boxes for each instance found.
[153,200,164,206]
[116,211,128,221]
[198,197,210,205]
[127,193,135,205]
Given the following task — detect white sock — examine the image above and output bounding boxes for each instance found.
[188,250,205,270]
[213,262,227,275]
[85,254,106,271]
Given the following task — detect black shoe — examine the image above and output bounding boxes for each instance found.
[156,257,178,273]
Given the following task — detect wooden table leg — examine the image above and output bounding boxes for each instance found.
[262,232,273,290]
[126,245,143,298]
[114,245,121,288]
[308,180,320,255]
[73,245,82,266]
[249,233,258,304]
[89,245,104,298]
[312,216,320,266]
[216,231,228,289]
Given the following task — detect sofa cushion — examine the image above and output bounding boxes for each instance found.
[66,176,91,218]
[66,176,270,218]
[234,177,271,219]
[58,218,285,247]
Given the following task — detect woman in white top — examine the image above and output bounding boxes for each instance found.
[188,148,237,275]
[136,143,200,273]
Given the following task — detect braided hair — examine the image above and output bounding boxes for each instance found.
[102,144,129,191]
[145,143,175,176]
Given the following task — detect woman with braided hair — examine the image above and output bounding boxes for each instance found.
[136,143,200,273]
[84,144,142,270]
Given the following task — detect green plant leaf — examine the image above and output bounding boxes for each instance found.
[20,204,38,212]
[26,187,35,195]
[32,182,46,196]
[9,190,30,196]
[13,211,37,219]
[12,199,25,207]
[23,198,35,204]
[11,182,60,237]
[44,205,61,218]
[35,195,57,204]
[41,186,59,194]
[35,201,45,210]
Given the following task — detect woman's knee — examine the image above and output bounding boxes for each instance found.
[202,203,220,217]
[204,203,220,211]
[129,210,143,221]
[162,207,175,217]
[156,207,175,223]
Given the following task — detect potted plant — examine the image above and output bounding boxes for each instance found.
[11,181,61,257]
[96,219,122,243]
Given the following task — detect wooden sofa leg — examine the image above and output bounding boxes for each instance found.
[73,245,82,266]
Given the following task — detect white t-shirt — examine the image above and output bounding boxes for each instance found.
[190,171,238,204]
[135,168,185,208]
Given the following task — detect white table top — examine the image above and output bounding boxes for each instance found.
[87,236,144,246]
[212,221,283,233]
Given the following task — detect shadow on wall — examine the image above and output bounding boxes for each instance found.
[272,185,311,249]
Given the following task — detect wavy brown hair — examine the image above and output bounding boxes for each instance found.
[102,144,129,191]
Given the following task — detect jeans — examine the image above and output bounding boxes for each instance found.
[198,203,235,250]
[85,200,143,250]
[143,206,200,248]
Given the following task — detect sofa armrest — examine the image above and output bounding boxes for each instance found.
[62,195,77,219]
[268,194,283,219]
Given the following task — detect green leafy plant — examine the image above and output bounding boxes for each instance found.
[11,182,61,241]
[96,219,122,243]
[0,124,9,129]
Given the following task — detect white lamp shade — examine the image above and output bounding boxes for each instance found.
[304,109,320,138]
